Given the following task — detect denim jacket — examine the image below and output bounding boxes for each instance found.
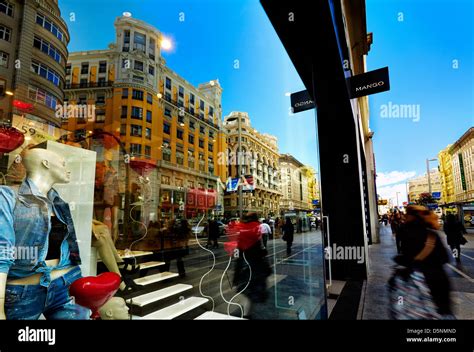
[0,179,81,287]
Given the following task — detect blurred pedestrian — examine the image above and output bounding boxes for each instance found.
[389,205,453,319]
[443,214,468,263]
[282,217,294,255]
[390,210,403,254]
[232,213,271,318]
[206,218,220,249]
[259,219,272,249]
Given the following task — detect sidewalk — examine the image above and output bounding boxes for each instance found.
[359,224,474,320]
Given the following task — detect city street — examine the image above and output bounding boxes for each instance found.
[360,225,474,319]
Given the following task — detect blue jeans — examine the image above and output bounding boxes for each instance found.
[5,266,90,320]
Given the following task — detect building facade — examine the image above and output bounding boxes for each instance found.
[279,153,312,219]
[223,111,281,218]
[438,145,455,205]
[301,165,319,211]
[62,15,227,228]
[0,0,69,125]
[451,127,474,204]
[408,169,442,202]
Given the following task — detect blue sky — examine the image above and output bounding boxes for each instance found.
[60,0,318,171]
[60,0,472,204]
[366,0,473,203]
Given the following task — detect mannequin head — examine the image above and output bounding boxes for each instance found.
[98,297,130,320]
[23,148,71,185]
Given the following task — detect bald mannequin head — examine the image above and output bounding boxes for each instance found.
[98,297,130,320]
[23,148,71,184]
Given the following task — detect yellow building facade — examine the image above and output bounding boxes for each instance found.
[62,15,227,226]
[438,145,455,205]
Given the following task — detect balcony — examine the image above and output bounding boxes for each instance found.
[65,81,114,90]
[162,96,220,130]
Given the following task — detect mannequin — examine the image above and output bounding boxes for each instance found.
[92,220,127,291]
[98,297,130,320]
[0,148,89,320]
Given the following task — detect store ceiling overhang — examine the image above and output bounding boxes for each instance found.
[260,0,350,106]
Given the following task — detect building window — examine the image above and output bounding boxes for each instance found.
[130,125,142,137]
[188,159,195,169]
[209,130,214,138]
[79,78,87,87]
[165,77,172,90]
[176,153,184,165]
[145,146,151,158]
[35,13,64,42]
[178,99,184,108]
[0,25,11,42]
[31,61,61,86]
[81,62,89,74]
[199,112,204,119]
[0,51,8,67]
[96,94,105,104]
[149,66,155,76]
[122,58,129,68]
[148,37,156,60]
[199,139,204,149]
[190,106,195,115]
[161,175,170,185]
[28,86,58,110]
[200,126,205,134]
[95,109,106,123]
[147,93,153,104]
[134,60,144,72]
[121,106,128,119]
[123,30,130,51]
[0,1,13,17]
[208,143,214,152]
[164,107,172,118]
[131,106,143,119]
[177,129,184,140]
[66,64,71,75]
[133,75,144,82]
[188,181,195,189]
[120,124,127,136]
[145,127,151,140]
[146,110,152,123]
[189,121,195,130]
[200,100,205,110]
[132,89,143,100]
[134,32,146,52]
[179,86,184,98]
[98,61,107,73]
[209,106,214,117]
[122,88,128,99]
[130,144,142,156]
[33,36,62,63]
[188,134,194,144]
[163,123,170,135]
[97,77,106,85]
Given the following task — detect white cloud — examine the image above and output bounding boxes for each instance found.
[376,171,416,187]
[378,183,409,206]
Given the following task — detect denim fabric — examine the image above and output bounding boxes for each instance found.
[4,266,89,320]
[0,179,81,286]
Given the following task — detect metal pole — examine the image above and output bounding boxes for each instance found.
[238,115,243,218]
[396,192,399,207]
[426,158,432,195]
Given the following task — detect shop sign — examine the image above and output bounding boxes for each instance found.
[290,90,316,113]
[347,67,390,98]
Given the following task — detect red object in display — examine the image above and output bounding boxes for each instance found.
[187,190,196,207]
[69,272,121,320]
[13,100,34,112]
[0,126,25,153]
[207,190,216,208]
[129,158,157,175]
[197,190,206,210]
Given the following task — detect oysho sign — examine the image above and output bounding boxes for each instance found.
[347,67,390,98]
[290,90,316,113]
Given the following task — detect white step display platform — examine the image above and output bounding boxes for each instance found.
[126,284,193,307]
[194,312,245,320]
[134,272,179,286]
[140,297,209,320]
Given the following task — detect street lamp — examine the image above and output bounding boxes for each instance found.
[426,158,437,195]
